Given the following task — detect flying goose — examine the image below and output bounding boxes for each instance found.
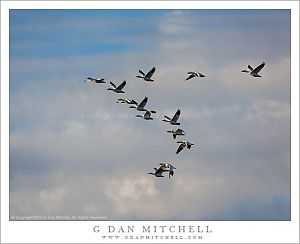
[129,96,156,113]
[136,67,156,82]
[107,81,126,93]
[148,165,167,177]
[167,128,185,139]
[84,77,106,83]
[186,72,205,80]
[241,61,265,77]
[162,109,181,125]
[176,141,194,154]
[117,98,138,105]
[136,110,154,120]
[148,163,176,178]
[159,163,176,178]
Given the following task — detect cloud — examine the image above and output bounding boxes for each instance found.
[9,10,291,220]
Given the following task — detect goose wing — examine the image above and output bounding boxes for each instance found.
[187,142,194,149]
[169,164,176,170]
[176,128,184,134]
[110,81,116,89]
[138,69,145,76]
[248,65,254,71]
[252,61,265,74]
[186,74,195,80]
[145,67,156,79]
[176,143,185,154]
[171,109,181,122]
[168,164,176,178]
[138,96,148,109]
[131,99,138,105]
[116,80,126,90]
[144,110,152,119]
[155,166,164,176]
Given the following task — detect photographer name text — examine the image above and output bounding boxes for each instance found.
[93,225,212,234]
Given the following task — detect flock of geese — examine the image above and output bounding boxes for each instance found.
[84,61,266,179]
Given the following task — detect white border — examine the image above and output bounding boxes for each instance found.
[1,1,299,243]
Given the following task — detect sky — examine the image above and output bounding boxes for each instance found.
[9,9,291,220]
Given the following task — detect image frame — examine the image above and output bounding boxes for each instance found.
[1,1,299,243]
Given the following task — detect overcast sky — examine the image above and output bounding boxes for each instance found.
[9,9,291,220]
